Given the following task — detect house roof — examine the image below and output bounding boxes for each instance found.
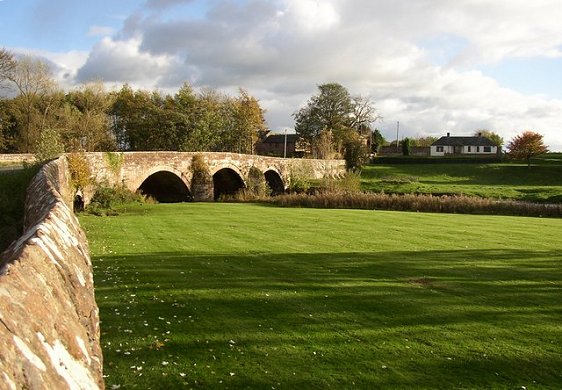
[432,136,496,147]
[262,133,298,144]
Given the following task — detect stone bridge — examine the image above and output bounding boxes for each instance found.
[81,152,345,203]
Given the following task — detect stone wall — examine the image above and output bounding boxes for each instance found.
[0,157,103,389]
[0,154,35,165]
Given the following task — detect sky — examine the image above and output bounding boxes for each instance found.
[1,0,562,150]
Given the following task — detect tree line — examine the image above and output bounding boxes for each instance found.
[1,49,548,167]
[0,49,267,157]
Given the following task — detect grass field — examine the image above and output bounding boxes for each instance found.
[361,154,562,203]
[80,203,562,389]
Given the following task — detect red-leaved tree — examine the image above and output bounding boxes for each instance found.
[507,131,548,167]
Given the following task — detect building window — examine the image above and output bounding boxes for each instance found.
[468,146,472,152]
[484,146,491,153]
[436,146,444,152]
[477,146,480,152]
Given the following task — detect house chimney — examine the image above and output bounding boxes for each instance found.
[447,132,450,137]
[478,132,482,137]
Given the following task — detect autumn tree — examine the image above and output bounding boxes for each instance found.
[230,89,267,154]
[506,131,548,167]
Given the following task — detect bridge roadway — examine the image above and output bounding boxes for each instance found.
[81,151,346,203]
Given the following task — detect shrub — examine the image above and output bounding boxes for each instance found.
[317,172,362,193]
[34,128,64,163]
[190,154,213,201]
[86,183,148,215]
[266,191,562,218]
[246,166,270,198]
[289,161,313,193]
[67,153,92,192]
[343,132,368,172]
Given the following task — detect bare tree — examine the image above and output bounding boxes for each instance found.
[350,95,380,130]
[0,48,16,89]
[8,55,57,152]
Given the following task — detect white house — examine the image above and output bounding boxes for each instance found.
[430,133,498,157]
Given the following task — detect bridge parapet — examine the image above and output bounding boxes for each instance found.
[79,152,345,203]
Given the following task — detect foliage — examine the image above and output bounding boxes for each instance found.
[104,152,124,175]
[343,131,368,172]
[270,191,562,217]
[371,128,386,152]
[5,55,57,153]
[246,166,270,198]
[314,129,336,159]
[190,153,210,182]
[475,129,503,147]
[34,128,64,162]
[67,152,92,192]
[80,203,562,389]
[86,183,147,216]
[293,83,377,158]
[0,165,40,252]
[288,160,314,193]
[402,137,412,156]
[507,131,548,167]
[410,136,437,147]
[2,57,270,155]
[317,171,362,193]
[64,82,117,151]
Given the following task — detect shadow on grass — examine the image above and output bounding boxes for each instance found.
[94,248,562,389]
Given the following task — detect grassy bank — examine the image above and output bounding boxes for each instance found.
[0,165,40,252]
[81,203,562,389]
[361,154,562,203]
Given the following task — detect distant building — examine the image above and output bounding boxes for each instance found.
[255,132,307,157]
[430,133,498,156]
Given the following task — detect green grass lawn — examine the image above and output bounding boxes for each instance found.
[361,155,562,203]
[80,203,562,389]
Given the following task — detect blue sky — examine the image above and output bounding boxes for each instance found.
[2,0,562,150]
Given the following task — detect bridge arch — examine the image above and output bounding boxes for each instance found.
[264,168,285,195]
[137,167,192,203]
[212,166,246,200]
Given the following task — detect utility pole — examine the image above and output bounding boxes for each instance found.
[396,121,400,151]
[283,128,288,158]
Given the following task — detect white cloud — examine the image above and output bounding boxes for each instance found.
[31,0,562,150]
[76,36,175,89]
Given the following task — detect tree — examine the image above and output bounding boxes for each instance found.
[6,55,57,152]
[294,82,378,158]
[506,131,548,167]
[65,82,116,151]
[343,131,368,172]
[293,83,353,149]
[371,129,386,153]
[402,137,412,156]
[411,136,437,147]
[474,129,503,147]
[0,48,15,88]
